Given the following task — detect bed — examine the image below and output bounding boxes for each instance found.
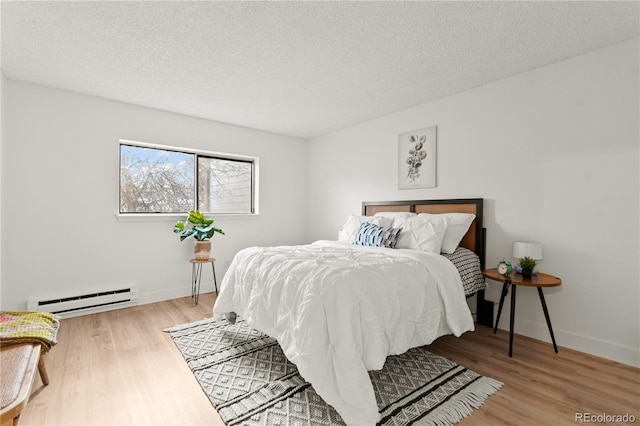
[212,198,487,425]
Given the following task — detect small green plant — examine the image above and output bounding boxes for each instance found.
[173,210,224,241]
[519,256,537,272]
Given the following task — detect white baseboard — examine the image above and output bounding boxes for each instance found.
[137,280,217,306]
[138,286,190,306]
[496,317,639,368]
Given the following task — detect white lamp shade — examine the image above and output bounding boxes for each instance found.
[512,241,543,260]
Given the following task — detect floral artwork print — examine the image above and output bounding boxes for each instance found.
[406,134,427,182]
[398,125,436,189]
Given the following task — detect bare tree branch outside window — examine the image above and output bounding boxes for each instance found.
[198,157,252,214]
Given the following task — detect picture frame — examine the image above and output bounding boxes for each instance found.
[398,125,436,189]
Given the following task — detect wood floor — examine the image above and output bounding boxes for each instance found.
[19,293,640,425]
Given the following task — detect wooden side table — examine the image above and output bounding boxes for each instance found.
[189,258,218,305]
[483,268,562,357]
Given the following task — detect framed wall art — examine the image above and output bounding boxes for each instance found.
[398,125,436,189]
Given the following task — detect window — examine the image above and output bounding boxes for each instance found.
[119,141,256,215]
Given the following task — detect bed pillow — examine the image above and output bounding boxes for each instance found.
[393,215,449,253]
[353,222,402,249]
[418,213,475,254]
[338,215,393,243]
[373,212,418,230]
[373,211,416,222]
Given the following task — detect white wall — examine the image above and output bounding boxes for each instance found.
[1,80,307,310]
[0,71,3,302]
[307,38,640,367]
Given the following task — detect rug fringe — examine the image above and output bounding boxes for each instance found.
[416,377,503,426]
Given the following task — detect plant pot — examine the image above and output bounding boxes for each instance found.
[194,240,211,260]
[521,269,533,279]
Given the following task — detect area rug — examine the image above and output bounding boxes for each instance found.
[166,317,502,426]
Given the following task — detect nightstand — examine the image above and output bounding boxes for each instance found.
[483,269,562,357]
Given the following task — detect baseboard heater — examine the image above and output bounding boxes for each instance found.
[28,287,138,318]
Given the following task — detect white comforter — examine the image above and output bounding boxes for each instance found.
[212,240,474,425]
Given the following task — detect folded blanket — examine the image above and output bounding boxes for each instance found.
[0,311,60,352]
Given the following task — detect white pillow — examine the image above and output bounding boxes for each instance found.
[393,215,449,253]
[373,211,417,229]
[418,213,475,254]
[338,215,393,243]
[373,211,417,219]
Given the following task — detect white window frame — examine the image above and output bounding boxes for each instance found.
[117,139,259,221]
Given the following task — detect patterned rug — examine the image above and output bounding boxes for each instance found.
[166,317,502,426]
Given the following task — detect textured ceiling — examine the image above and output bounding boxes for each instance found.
[2,1,638,138]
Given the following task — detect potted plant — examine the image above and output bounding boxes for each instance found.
[173,210,224,260]
[518,256,536,279]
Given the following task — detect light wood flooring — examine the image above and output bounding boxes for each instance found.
[19,293,640,425]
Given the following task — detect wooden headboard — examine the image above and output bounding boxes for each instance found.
[362,198,485,269]
[363,198,492,326]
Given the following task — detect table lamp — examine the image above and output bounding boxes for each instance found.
[513,241,542,274]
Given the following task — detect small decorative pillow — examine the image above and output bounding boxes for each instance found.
[418,213,475,254]
[338,215,393,243]
[353,222,403,249]
[393,215,449,253]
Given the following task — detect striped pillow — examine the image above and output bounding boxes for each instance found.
[354,222,402,249]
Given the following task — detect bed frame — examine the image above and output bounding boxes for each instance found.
[362,198,493,327]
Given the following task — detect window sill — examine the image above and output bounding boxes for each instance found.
[115,213,260,223]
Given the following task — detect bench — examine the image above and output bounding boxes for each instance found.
[0,344,49,426]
